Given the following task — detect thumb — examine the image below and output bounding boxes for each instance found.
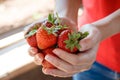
[78,24,101,51]
[79,34,94,51]
[60,17,78,32]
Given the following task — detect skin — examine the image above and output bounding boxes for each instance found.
[26,0,120,77]
[54,0,82,24]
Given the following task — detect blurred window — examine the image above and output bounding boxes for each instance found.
[0,0,54,79]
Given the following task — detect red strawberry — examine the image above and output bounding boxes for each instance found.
[58,30,89,53]
[58,30,80,53]
[26,34,37,47]
[36,13,67,49]
[25,24,40,47]
[36,26,57,49]
[42,47,56,68]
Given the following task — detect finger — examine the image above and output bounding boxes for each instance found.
[42,64,91,77]
[53,48,81,65]
[60,18,77,32]
[69,64,91,73]
[79,24,101,51]
[28,47,38,57]
[34,53,44,65]
[45,54,74,73]
[79,32,94,51]
[42,68,73,77]
[53,46,97,66]
[77,44,99,64]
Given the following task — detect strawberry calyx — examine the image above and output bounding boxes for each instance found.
[64,31,89,51]
[48,13,61,24]
[42,13,68,36]
[48,13,56,24]
[25,25,39,38]
[64,32,81,51]
[79,32,89,40]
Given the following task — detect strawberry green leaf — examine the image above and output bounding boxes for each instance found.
[64,32,81,51]
[64,31,89,51]
[48,14,53,22]
[79,31,89,40]
[25,25,38,38]
[48,13,56,24]
[56,13,61,24]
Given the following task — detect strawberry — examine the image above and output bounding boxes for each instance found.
[46,13,68,35]
[25,24,40,47]
[58,30,77,52]
[42,47,56,68]
[36,13,68,49]
[58,30,89,53]
[36,26,58,49]
[26,34,37,47]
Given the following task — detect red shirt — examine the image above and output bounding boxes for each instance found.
[78,0,120,72]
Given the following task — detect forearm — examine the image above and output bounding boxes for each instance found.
[92,9,120,41]
[54,0,82,23]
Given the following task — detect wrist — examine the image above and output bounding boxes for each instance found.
[54,11,78,24]
[54,0,80,24]
[92,20,109,41]
[92,9,120,40]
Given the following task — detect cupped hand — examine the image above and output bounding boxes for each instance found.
[78,24,102,51]
[24,18,46,65]
[25,17,77,66]
[41,24,102,77]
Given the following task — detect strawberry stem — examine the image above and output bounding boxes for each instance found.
[79,32,89,40]
[43,13,68,36]
[25,25,39,38]
[64,31,89,51]
[56,13,61,24]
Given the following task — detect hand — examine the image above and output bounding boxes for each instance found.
[42,46,98,77]
[41,24,102,77]
[28,47,44,65]
[26,17,77,66]
[60,17,77,31]
[79,24,102,51]
[24,18,46,65]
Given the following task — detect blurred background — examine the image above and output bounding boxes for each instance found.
[0,0,72,80]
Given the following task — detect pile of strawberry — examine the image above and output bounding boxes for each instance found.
[24,13,89,69]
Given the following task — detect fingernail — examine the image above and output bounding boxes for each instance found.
[43,68,52,75]
[42,68,49,74]
[31,50,36,54]
[36,55,42,62]
[45,55,52,61]
[53,49,60,55]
